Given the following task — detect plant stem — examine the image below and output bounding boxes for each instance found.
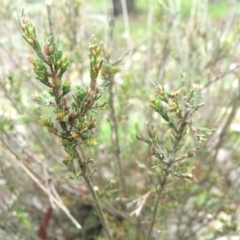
[108,76,127,196]
[75,149,113,240]
[135,216,142,240]
[46,0,54,37]
[145,170,169,240]
[0,146,82,229]
[53,86,112,239]
[120,0,132,50]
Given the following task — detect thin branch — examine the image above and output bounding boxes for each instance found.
[120,0,132,51]
[75,148,114,240]
[145,171,169,240]
[145,0,154,87]
[112,49,131,66]
[102,49,129,196]
[0,146,81,229]
[108,73,127,195]
[45,0,54,37]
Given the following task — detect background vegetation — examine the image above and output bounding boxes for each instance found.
[1,0,240,239]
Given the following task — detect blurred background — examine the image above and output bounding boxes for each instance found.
[1,0,240,239]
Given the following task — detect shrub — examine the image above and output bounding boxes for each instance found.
[1,1,240,240]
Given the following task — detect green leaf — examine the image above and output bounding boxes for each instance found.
[32,91,55,106]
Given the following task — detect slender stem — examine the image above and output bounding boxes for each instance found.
[75,149,113,240]
[0,146,81,229]
[145,170,169,240]
[145,0,154,87]
[46,0,54,37]
[135,216,142,240]
[108,76,127,195]
[120,0,132,50]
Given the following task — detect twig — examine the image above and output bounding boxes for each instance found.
[145,0,154,87]
[0,146,82,229]
[112,49,131,66]
[75,148,113,240]
[102,49,129,196]
[105,200,130,221]
[145,171,169,240]
[45,0,54,37]
[120,0,132,51]
[128,190,152,217]
[135,216,142,240]
[108,73,127,196]
[167,0,184,68]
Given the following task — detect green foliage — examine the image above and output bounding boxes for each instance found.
[1,1,240,240]
[19,12,107,173]
[18,10,116,239]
